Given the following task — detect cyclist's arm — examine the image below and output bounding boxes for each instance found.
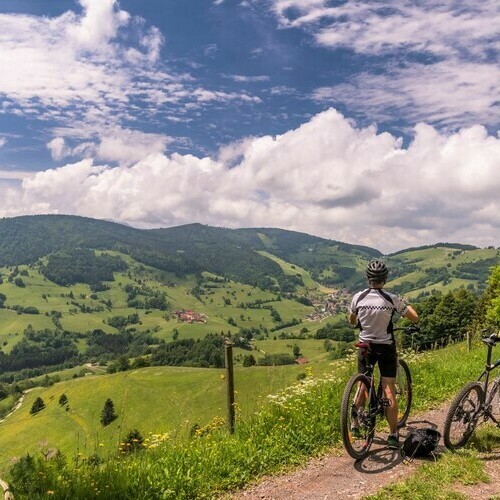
[348,311,357,326]
[403,305,418,323]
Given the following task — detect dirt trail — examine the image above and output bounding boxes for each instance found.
[232,405,500,499]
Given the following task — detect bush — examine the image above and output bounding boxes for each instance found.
[242,354,256,367]
[120,430,145,453]
[258,353,296,366]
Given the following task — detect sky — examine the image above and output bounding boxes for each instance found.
[0,0,498,253]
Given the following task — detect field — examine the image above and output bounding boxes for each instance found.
[0,360,325,469]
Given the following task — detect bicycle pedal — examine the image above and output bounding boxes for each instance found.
[380,398,392,407]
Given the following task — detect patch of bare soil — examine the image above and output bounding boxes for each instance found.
[230,405,500,500]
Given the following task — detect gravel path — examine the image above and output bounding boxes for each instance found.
[231,404,500,500]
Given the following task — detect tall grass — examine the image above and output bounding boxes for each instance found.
[8,342,489,499]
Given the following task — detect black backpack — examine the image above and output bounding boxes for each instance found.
[402,428,441,461]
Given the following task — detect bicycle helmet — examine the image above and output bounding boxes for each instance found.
[365,260,388,283]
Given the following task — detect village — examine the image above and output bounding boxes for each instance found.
[306,288,351,321]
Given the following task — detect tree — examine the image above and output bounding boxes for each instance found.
[121,429,145,453]
[100,398,117,426]
[30,397,46,415]
[14,277,25,288]
[293,344,301,358]
[474,265,500,331]
[58,393,68,406]
[242,354,256,367]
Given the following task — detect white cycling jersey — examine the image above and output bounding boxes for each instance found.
[350,288,408,344]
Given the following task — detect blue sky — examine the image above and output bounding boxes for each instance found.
[0,0,498,251]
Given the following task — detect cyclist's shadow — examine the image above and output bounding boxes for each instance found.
[353,436,404,473]
[353,419,442,473]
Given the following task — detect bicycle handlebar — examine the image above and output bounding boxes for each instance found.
[392,325,420,334]
[482,332,500,346]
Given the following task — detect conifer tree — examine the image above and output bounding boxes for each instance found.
[30,397,46,414]
[100,398,117,426]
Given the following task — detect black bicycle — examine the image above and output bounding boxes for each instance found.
[443,331,500,450]
[340,326,417,460]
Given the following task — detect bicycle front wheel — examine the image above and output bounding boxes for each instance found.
[395,359,412,429]
[340,373,376,460]
[443,382,484,450]
[485,378,500,423]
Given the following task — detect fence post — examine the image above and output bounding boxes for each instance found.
[0,478,14,500]
[467,331,472,352]
[224,339,235,434]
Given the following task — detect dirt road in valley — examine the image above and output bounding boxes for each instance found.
[231,404,500,499]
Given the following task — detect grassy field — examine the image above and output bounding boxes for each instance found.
[0,360,320,469]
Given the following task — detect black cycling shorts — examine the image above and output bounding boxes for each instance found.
[357,342,397,378]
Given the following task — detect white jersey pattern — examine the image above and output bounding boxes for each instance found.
[350,288,408,344]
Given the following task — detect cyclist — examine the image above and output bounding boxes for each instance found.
[348,260,419,449]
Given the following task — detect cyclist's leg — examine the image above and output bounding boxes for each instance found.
[381,377,398,434]
[377,344,398,435]
[352,348,371,427]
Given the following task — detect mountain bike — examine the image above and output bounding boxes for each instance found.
[443,331,500,450]
[340,326,418,460]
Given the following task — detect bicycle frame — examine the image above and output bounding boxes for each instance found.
[477,337,500,424]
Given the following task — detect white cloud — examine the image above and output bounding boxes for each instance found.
[47,138,70,161]
[313,60,500,127]
[267,0,499,127]
[0,0,260,144]
[224,74,270,82]
[97,128,170,165]
[0,137,6,148]
[2,109,499,251]
[47,127,170,165]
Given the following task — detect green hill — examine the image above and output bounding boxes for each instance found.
[0,361,316,467]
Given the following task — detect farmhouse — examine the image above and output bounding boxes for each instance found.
[173,309,207,323]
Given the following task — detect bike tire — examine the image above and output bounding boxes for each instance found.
[396,359,412,429]
[485,378,500,423]
[340,373,376,460]
[443,381,484,450]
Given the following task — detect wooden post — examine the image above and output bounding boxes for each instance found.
[0,478,14,500]
[467,331,472,352]
[224,340,235,434]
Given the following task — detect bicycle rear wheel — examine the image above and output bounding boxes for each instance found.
[340,373,376,460]
[443,382,483,450]
[395,359,412,428]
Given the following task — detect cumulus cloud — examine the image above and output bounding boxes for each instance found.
[47,138,70,161]
[266,0,499,127]
[2,109,499,251]
[47,127,170,165]
[97,128,170,165]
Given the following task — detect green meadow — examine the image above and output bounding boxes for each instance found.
[0,360,320,469]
